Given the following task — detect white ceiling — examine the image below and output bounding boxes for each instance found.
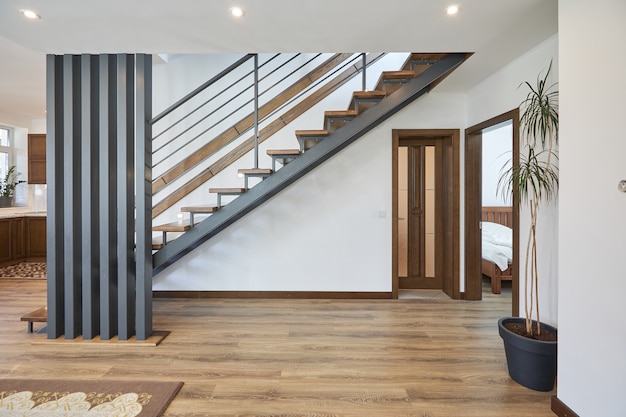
[0,0,557,124]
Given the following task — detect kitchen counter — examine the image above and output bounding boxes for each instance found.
[0,208,47,219]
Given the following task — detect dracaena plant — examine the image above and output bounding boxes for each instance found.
[0,165,26,198]
[498,61,558,337]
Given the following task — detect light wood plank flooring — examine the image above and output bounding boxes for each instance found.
[0,279,554,416]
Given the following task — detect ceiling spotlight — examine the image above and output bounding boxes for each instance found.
[446,5,459,15]
[20,9,41,19]
[229,7,245,18]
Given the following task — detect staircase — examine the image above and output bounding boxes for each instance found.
[152,52,469,273]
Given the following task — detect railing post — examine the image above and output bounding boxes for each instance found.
[362,53,367,91]
[254,54,259,169]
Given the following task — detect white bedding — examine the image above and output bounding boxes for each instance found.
[482,221,513,271]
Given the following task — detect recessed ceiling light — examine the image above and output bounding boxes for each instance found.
[446,5,459,15]
[229,7,245,18]
[20,9,41,20]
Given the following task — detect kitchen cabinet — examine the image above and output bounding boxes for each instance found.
[0,218,25,265]
[0,216,46,266]
[28,134,46,184]
[25,217,46,259]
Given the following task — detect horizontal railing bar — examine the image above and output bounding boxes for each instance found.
[154,55,340,167]
[153,54,329,166]
[150,53,255,125]
[151,53,383,211]
[153,82,255,167]
[152,67,255,142]
[259,54,322,99]
[151,53,356,199]
[262,54,366,118]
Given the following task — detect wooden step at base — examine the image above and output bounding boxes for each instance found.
[237,168,273,190]
[295,130,329,151]
[152,219,198,249]
[209,187,246,207]
[181,205,220,226]
[267,149,301,170]
[349,90,387,113]
[152,220,194,233]
[324,109,357,132]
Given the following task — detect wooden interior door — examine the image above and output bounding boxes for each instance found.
[399,139,442,289]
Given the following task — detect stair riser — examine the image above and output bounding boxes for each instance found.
[382,80,408,94]
[354,99,382,114]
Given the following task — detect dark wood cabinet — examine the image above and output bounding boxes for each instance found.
[12,218,25,260]
[28,134,46,184]
[0,218,25,264]
[0,219,12,263]
[26,217,46,259]
[0,216,46,266]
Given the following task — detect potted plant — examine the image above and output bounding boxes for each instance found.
[496,62,559,391]
[0,165,26,207]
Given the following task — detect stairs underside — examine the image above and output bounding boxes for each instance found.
[152,53,470,274]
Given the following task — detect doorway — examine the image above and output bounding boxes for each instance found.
[397,139,441,289]
[465,110,520,316]
[392,129,460,299]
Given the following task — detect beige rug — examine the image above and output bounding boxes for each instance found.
[0,262,46,279]
[0,379,182,416]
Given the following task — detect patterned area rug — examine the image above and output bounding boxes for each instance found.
[0,379,182,417]
[0,262,46,279]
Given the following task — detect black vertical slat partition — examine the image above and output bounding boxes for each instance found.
[117,55,136,340]
[46,56,65,339]
[46,54,152,341]
[135,55,153,340]
[62,55,82,339]
[99,55,118,340]
[81,55,100,339]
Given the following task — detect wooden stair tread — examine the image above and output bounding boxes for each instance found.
[381,70,417,79]
[152,220,194,233]
[375,70,418,91]
[209,187,246,194]
[349,90,388,112]
[180,205,219,213]
[267,149,301,156]
[237,168,273,175]
[324,109,358,118]
[351,90,387,99]
[295,130,329,137]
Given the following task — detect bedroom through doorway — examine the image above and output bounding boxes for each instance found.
[465,110,519,317]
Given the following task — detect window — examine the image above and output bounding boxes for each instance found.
[0,127,12,179]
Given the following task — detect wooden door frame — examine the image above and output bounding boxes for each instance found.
[392,129,460,299]
[464,109,520,316]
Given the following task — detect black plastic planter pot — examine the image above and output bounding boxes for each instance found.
[498,317,557,391]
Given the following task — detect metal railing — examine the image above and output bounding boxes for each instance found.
[149,53,385,210]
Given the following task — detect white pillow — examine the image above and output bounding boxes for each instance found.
[482,221,512,248]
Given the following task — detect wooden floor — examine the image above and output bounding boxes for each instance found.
[0,279,555,416]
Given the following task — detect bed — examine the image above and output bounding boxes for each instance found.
[481,206,513,294]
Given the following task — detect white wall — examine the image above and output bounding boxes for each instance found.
[482,123,512,206]
[558,1,626,416]
[153,91,466,291]
[467,34,559,325]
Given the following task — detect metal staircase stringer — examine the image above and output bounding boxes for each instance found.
[152,53,470,274]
